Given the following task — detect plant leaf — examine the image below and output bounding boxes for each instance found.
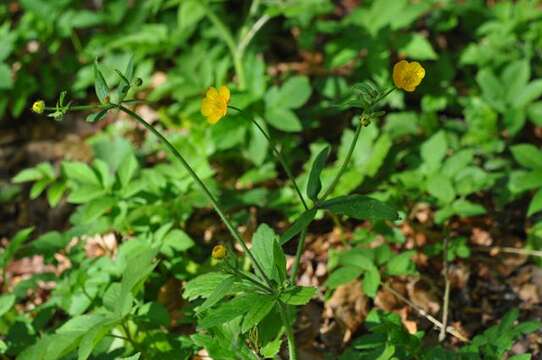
[280,209,317,245]
[320,195,398,221]
[306,145,330,201]
[94,60,109,104]
[279,286,317,305]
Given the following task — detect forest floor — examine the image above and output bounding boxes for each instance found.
[2,111,542,359]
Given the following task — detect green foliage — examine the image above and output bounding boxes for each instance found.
[320,195,398,222]
[306,145,331,201]
[341,309,540,359]
[3,0,542,358]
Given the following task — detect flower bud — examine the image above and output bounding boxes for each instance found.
[32,100,45,114]
[212,244,226,260]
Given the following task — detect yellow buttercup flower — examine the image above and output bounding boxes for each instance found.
[393,60,425,92]
[212,244,226,260]
[32,100,45,114]
[201,86,230,124]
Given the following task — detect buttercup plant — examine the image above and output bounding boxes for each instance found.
[33,59,423,359]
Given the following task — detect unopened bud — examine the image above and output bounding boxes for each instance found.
[32,100,45,114]
[212,245,226,260]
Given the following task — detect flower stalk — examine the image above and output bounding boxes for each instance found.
[228,105,309,210]
[116,104,272,287]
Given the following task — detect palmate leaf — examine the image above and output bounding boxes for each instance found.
[200,292,270,329]
[184,272,231,301]
[279,286,317,305]
[18,313,119,360]
[198,276,236,313]
[241,296,276,333]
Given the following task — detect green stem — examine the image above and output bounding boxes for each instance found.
[289,228,307,283]
[229,267,274,295]
[319,119,363,202]
[318,87,396,202]
[203,5,246,89]
[116,104,271,286]
[278,302,297,360]
[44,104,109,111]
[290,88,397,282]
[373,87,396,107]
[121,322,140,353]
[229,106,308,210]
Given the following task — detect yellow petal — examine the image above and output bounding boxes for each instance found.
[206,87,219,101]
[218,85,230,103]
[411,62,425,82]
[402,83,416,92]
[393,60,425,91]
[393,60,409,89]
[207,112,222,124]
[201,98,213,117]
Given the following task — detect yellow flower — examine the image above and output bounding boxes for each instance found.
[393,60,425,92]
[212,244,226,260]
[32,100,45,114]
[201,86,230,124]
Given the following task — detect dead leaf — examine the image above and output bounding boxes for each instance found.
[324,280,368,344]
[471,228,492,246]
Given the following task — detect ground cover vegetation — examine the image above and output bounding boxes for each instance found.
[1,0,542,359]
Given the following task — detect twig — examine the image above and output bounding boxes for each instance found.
[439,236,450,342]
[476,246,542,258]
[382,283,469,343]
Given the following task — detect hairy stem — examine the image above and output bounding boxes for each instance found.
[278,302,297,360]
[228,106,308,210]
[44,104,111,112]
[229,267,274,295]
[319,118,364,202]
[289,228,307,283]
[117,104,271,286]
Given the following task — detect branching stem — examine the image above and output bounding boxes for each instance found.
[278,302,297,360]
[228,106,309,210]
[116,104,272,287]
